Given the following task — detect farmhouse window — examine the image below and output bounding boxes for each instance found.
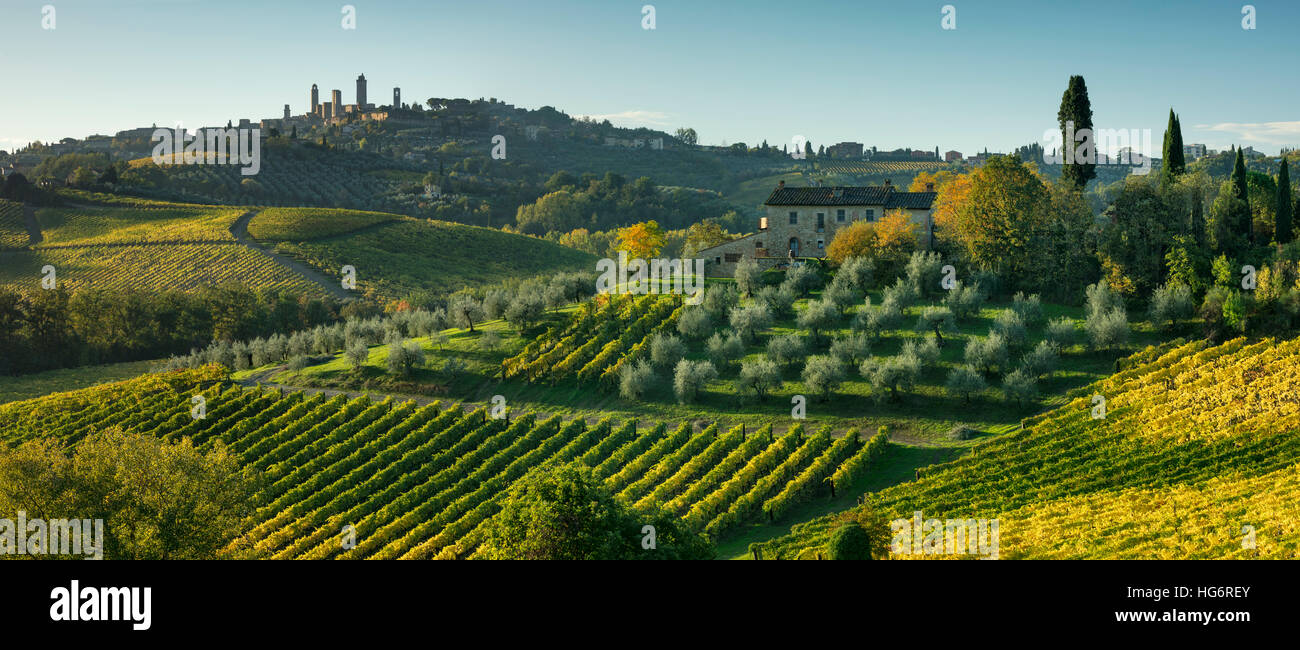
[788,211,798,225]
[724,253,742,263]
[865,209,875,222]
[836,209,845,222]
[714,257,721,265]
[816,213,825,232]
[817,239,824,249]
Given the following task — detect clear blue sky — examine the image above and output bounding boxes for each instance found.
[2,0,1297,156]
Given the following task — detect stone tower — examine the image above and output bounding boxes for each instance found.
[310,84,319,116]
[331,89,342,112]
[356,74,367,109]
[393,87,400,108]
[283,104,290,120]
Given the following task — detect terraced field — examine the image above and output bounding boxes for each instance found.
[0,242,328,296]
[503,293,683,385]
[816,160,951,175]
[33,204,244,246]
[758,337,1300,559]
[0,367,888,559]
[0,199,28,249]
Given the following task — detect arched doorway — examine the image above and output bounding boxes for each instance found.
[788,237,799,257]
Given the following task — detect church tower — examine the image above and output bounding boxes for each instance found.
[356,74,367,110]
[393,87,400,108]
[310,84,319,116]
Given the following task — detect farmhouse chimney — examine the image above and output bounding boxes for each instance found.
[883,179,892,188]
[777,180,785,189]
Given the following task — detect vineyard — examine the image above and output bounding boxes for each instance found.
[33,204,244,246]
[0,367,890,558]
[815,160,951,176]
[273,218,597,300]
[0,243,328,296]
[126,144,417,211]
[502,294,683,385]
[247,207,400,241]
[758,337,1300,559]
[0,199,27,249]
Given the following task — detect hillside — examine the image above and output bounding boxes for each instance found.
[0,199,29,249]
[269,217,598,301]
[0,366,891,559]
[0,197,593,301]
[757,337,1300,559]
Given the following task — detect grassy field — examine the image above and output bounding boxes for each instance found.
[247,207,399,241]
[0,359,158,404]
[272,218,598,301]
[33,204,244,246]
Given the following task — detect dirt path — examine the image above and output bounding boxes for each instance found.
[22,204,42,247]
[229,210,353,301]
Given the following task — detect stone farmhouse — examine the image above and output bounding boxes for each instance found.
[699,180,937,276]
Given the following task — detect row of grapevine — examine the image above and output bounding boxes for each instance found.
[761,337,1300,559]
[2,367,897,558]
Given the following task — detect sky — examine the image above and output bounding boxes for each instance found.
[2,0,1297,157]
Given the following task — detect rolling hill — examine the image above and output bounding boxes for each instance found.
[756,337,1300,559]
[0,197,595,300]
[0,366,889,559]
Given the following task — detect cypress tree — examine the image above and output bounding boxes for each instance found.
[1058,75,1096,190]
[1277,158,1294,244]
[1232,147,1249,201]
[1161,108,1185,184]
[1231,148,1251,242]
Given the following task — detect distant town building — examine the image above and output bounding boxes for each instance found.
[603,137,663,150]
[826,142,864,158]
[945,150,963,162]
[356,74,368,110]
[1183,143,1207,160]
[393,87,401,108]
[310,84,319,115]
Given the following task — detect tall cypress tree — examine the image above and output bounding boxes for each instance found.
[1058,75,1096,190]
[1161,108,1186,184]
[1231,147,1251,242]
[1277,158,1294,244]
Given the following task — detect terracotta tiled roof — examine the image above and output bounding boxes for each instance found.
[763,186,936,209]
[764,186,891,206]
[885,191,937,209]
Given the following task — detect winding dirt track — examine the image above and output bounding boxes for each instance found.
[7,205,353,300]
[228,210,352,300]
